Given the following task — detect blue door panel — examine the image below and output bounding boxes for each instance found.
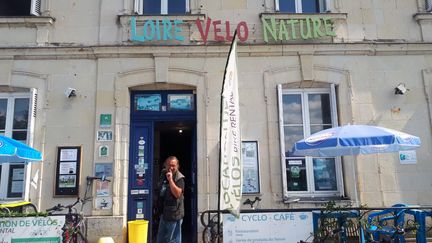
[128,122,153,223]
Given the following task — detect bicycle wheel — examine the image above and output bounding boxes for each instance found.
[64,231,88,243]
[202,222,222,243]
[0,206,11,215]
[202,226,219,243]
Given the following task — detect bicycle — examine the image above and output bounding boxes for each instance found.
[201,212,222,243]
[46,175,111,243]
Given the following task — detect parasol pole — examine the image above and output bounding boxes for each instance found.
[352,157,360,207]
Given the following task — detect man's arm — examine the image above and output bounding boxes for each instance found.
[166,171,183,199]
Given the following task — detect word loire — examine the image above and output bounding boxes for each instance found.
[130,17,248,43]
[262,16,336,42]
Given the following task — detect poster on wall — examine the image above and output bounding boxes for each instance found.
[242,141,260,194]
[95,196,112,210]
[55,146,81,196]
[95,163,113,177]
[97,131,113,141]
[100,114,112,128]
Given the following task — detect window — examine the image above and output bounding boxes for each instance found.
[0,92,35,200]
[427,0,432,12]
[276,0,329,13]
[134,0,189,15]
[0,0,41,16]
[278,85,343,198]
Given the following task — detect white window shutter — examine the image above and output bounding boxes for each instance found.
[186,0,190,12]
[30,0,41,16]
[134,0,143,14]
[320,0,330,13]
[28,89,37,147]
[275,0,280,11]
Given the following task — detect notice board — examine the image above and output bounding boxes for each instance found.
[54,146,82,196]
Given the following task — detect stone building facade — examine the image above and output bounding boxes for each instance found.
[1,0,432,242]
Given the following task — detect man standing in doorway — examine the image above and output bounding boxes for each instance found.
[157,156,185,243]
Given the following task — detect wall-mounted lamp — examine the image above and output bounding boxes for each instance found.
[65,87,77,98]
[394,83,408,95]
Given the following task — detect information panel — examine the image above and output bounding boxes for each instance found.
[54,146,82,196]
[223,212,313,243]
[0,216,65,243]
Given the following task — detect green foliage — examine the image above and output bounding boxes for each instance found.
[0,211,48,218]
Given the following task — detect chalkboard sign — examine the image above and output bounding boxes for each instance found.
[54,146,82,196]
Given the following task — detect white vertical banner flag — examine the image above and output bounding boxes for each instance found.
[219,35,242,217]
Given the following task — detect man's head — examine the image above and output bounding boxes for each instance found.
[164,156,179,173]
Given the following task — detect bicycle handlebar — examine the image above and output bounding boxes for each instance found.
[46,198,80,213]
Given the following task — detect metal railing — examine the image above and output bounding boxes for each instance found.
[200,205,432,243]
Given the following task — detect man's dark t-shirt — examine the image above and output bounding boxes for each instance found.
[160,171,185,221]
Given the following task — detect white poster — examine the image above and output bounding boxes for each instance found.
[220,35,242,217]
[95,196,113,210]
[60,148,78,161]
[0,216,65,243]
[223,212,313,243]
[59,162,77,174]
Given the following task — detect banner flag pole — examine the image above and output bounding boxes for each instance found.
[217,29,242,224]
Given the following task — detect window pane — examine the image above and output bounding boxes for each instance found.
[135,94,161,111]
[0,99,7,130]
[310,125,332,134]
[13,98,29,129]
[283,94,303,124]
[12,131,27,142]
[7,164,25,198]
[144,0,161,14]
[284,126,303,157]
[308,94,331,125]
[313,158,337,191]
[286,158,307,191]
[0,0,31,16]
[168,0,186,14]
[279,0,296,12]
[302,0,320,13]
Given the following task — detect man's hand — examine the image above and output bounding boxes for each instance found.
[165,169,182,199]
[166,170,173,181]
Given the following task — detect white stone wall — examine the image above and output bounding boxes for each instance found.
[1,0,432,242]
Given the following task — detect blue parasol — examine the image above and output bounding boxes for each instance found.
[292,125,421,157]
[0,135,42,163]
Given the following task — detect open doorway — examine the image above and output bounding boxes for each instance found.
[152,121,196,243]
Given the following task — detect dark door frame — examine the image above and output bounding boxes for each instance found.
[128,90,198,243]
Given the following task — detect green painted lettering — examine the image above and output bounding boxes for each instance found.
[323,17,336,36]
[287,19,299,39]
[300,18,312,39]
[312,17,325,38]
[262,17,278,42]
[278,19,289,40]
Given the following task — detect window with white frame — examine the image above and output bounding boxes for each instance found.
[276,0,329,13]
[0,0,41,16]
[134,0,189,15]
[0,92,34,200]
[278,85,343,198]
